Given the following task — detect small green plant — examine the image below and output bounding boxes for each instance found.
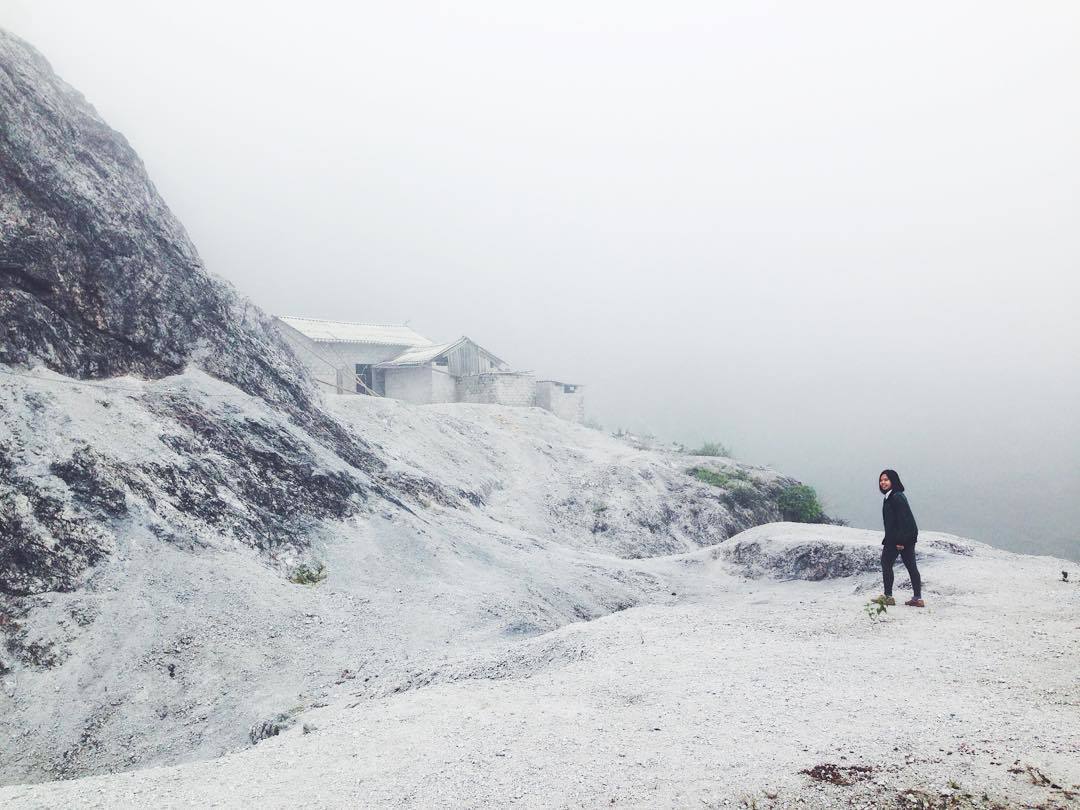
[688,466,751,488]
[289,562,327,585]
[865,596,889,620]
[778,484,824,523]
[690,441,732,458]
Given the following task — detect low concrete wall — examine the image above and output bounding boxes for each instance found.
[385,368,584,420]
[457,373,536,407]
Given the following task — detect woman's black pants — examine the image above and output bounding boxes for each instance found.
[881,544,921,599]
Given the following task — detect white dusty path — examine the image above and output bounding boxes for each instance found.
[3,526,1077,809]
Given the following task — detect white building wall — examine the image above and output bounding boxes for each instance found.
[430,368,457,403]
[275,321,338,394]
[535,381,586,423]
[383,366,435,404]
[324,344,411,394]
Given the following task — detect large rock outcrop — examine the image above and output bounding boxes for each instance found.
[0,28,418,599]
[0,29,377,471]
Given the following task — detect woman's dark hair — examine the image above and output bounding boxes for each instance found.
[879,469,905,494]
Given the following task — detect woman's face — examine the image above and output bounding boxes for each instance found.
[879,473,892,492]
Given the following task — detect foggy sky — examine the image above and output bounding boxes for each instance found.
[5,1,1079,560]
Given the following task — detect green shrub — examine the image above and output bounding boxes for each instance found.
[778,484,824,523]
[726,481,766,509]
[289,562,327,585]
[690,441,732,458]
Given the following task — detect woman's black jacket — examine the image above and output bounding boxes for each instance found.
[882,492,919,546]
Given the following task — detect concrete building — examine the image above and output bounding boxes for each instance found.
[273,315,585,421]
[274,316,432,395]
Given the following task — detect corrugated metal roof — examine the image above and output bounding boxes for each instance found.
[276,315,432,347]
[376,336,508,369]
[376,339,464,368]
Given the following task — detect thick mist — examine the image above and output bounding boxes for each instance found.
[5,1,1078,559]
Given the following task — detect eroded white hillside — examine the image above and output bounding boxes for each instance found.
[328,394,796,558]
[1,367,798,784]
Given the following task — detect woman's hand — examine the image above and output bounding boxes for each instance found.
[896,544,905,550]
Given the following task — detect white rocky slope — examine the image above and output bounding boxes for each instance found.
[2,522,1076,809]
[0,365,811,785]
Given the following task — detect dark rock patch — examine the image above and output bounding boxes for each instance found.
[0,601,66,670]
[0,445,113,596]
[249,713,297,745]
[0,26,387,518]
[800,763,875,786]
[49,447,127,517]
[381,470,459,509]
[926,538,975,556]
[457,489,485,507]
[137,396,370,551]
[724,539,880,581]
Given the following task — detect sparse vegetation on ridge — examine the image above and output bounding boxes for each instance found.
[688,441,733,458]
[688,466,752,488]
[288,562,326,585]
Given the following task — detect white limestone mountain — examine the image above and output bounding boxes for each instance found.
[3,28,1073,809]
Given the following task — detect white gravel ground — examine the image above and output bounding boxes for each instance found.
[3,524,1077,809]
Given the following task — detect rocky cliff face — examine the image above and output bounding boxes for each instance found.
[0,29,380,471]
[0,28,416,599]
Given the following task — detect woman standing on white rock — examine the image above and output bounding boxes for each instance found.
[878,469,924,607]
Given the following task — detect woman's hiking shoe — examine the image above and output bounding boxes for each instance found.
[905,598,925,608]
[877,595,896,606]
